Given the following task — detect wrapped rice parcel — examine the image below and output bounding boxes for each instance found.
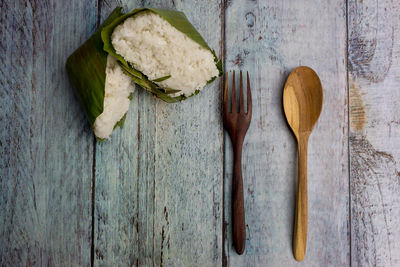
[101,7,222,101]
[66,7,222,140]
[66,8,133,140]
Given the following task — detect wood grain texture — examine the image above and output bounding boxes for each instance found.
[223,0,349,265]
[348,0,400,266]
[0,0,96,265]
[223,71,253,255]
[94,1,223,266]
[1,0,400,266]
[283,66,323,261]
[94,1,155,264]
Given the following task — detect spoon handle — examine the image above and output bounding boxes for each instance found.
[232,142,245,255]
[293,136,308,261]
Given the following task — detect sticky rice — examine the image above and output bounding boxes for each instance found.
[111,11,219,97]
[93,55,134,139]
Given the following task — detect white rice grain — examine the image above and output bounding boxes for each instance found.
[94,55,135,139]
[111,11,219,97]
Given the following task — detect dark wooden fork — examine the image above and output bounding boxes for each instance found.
[223,70,252,254]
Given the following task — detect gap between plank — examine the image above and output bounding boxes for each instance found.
[91,135,96,267]
[91,1,103,266]
[345,0,352,266]
[136,94,141,266]
[221,0,227,266]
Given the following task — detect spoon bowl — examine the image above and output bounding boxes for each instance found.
[283,66,323,139]
[283,66,323,261]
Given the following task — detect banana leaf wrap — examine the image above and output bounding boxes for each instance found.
[66,8,128,139]
[101,7,223,102]
[66,7,221,139]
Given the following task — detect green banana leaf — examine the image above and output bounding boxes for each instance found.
[101,7,222,102]
[66,7,222,140]
[66,8,129,140]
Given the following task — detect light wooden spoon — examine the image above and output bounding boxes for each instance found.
[283,66,323,261]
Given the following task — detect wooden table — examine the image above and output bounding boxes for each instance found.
[1,0,399,266]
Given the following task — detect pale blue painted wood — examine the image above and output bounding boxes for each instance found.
[348,0,400,266]
[150,1,223,266]
[0,0,97,266]
[94,1,223,266]
[94,2,153,266]
[1,0,399,266]
[223,0,350,266]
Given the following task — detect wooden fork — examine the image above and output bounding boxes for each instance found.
[223,70,252,254]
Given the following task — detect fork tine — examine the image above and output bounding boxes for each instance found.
[247,71,252,116]
[239,71,244,113]
[231,71,236,113]
[224,72,229,114]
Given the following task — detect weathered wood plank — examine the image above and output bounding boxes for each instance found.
[223,0,349,265]
[94,1,223,266]
[348,0,400,266]
[151,0,223,265]
[0,0,96,265]
[94,1,143,264]
[3,1,399,266]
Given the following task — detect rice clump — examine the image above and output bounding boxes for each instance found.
[111,11,219,97]
[94,55,135,139]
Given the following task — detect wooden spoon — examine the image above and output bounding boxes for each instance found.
[283,66,323,261]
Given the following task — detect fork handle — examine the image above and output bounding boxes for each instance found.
[232,142,245,254]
